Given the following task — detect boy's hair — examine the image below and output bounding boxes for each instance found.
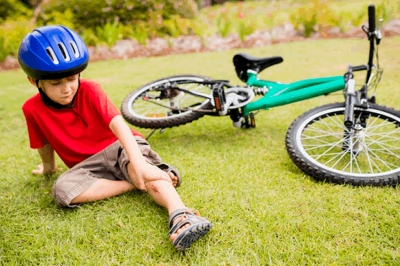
[18,25,89,80]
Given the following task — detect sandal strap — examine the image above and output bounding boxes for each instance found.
[168,209,208,236]
[156,164,182,187]
[167,209,212,250]
[168,208,191,228]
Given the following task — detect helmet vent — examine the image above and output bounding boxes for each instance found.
[45,47,59,64]
[57,42,70,61]
[70,41,80,58]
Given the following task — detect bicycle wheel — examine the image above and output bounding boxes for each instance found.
[286,102,400,186]
[121,75,214,129]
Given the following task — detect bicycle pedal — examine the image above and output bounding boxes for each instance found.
[241,114,256,129]
[250,113,256,128]
[212,83,226,115]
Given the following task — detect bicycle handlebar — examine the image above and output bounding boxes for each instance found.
[352,65,369,72]
[366,4,376,83]
[368,5,376,33]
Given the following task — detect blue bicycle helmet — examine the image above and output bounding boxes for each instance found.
[18,25,89,80]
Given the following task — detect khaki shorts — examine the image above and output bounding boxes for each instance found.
[53,137,164,207]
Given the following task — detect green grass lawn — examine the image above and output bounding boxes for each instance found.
[1,36,400,265]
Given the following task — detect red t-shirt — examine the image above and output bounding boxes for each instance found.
[22,79,143,168]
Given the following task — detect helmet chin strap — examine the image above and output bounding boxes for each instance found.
[36,75,81,109]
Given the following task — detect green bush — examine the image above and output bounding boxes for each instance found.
[236,18,256,41]
[328,11,351,33]
[216,12,232,37]
[80,28,99,47]
[122,22,150,45]
[36,8,75,30]
[163,16,194,38]
[291,7,318,37]
[0,17,34,62]
[163,18,182,38]
[37,0,199,33]
[166,0,198,19]
[350,8,366,27]
[290,0,331,38]
[377,0,395,22]
[0,36,7,62]
[0,0,31,23]
[96,22,124,48]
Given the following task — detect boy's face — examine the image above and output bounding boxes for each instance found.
[28,74,79,105]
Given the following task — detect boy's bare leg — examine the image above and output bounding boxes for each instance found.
[70,179,135,204]
[70,174,190,240]
[144,179,191,242]
[71,171,180,204]
[70,164,193,241]
[144,179,186,213]
[70,177,192,240]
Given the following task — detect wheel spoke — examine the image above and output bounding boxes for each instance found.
[121,75,214,129]
[290,104,400,182]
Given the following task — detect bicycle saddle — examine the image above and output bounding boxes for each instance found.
[233,53,283,82]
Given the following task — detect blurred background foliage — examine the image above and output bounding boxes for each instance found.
[0,0,399,62]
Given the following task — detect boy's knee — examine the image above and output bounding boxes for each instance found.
[52,170,99,208]
[52,179,73,207]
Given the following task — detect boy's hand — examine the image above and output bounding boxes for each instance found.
[32,164,57,175]
[129,163,172,191]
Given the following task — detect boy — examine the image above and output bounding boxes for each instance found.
[18,25,212,251]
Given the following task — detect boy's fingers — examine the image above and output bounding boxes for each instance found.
[154,170,172,183]
[168,172,177,181]
[134,181,147,192]
[163,174,173,183]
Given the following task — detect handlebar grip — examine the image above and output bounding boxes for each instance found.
[352,65,369,72]
[368,5,376,32]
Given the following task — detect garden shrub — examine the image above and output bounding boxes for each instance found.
[0,17,34,61]
[37,0,199,32]
[0,0,31,23]
[350,8,366,27]
[290,0,330,37]
[34,0,200,48]
[163,16,194,38]
[166,0,198,19]
[96,22,124,48]
[122,22,150,45]
[36,8,75,30]
[216,11,232,37]
[377,0,395,22]
[0,36,7,62]
[80,28,99,47]
[328,11,352,33]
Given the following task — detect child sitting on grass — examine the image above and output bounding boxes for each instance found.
[18,25,212,251]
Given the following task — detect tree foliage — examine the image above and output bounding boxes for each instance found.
[36,0,199,31]
[0,0,31,22]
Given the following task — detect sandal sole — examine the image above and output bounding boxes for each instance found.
[173,222,212,251]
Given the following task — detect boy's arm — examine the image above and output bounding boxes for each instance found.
[33,144,57,175]
[109,115,171,191]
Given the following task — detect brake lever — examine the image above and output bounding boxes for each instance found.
[376,18,383,45]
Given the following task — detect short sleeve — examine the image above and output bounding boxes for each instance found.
[87,81,121,126]
[22,104,47,149]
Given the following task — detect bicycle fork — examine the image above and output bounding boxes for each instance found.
[343,68,369,154]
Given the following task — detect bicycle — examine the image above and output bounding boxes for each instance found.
[121,5,400,186]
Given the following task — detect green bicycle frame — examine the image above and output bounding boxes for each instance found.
[243,70,345,116]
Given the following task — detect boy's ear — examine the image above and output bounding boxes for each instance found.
[27,77,37,87]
